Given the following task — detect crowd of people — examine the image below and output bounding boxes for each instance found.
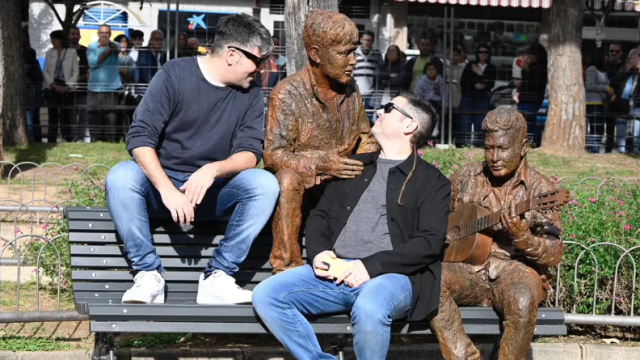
[23,26,206,144]
[21,23,640,153]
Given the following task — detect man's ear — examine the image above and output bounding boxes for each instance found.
[308,46,321,65]
[225,48,237,66]
[404,119,419,136]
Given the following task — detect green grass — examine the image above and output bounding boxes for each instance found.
[4,142,130,168]
[0,335,75,351]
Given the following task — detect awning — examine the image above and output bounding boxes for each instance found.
[394,0,553,8]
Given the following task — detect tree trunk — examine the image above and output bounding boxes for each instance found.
[540,0,586,155]
[284,0,339,75]
[0,0,27,147]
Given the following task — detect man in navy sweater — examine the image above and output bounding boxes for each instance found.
[105,14,279,305]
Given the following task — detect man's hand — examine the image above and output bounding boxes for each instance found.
[160,188,195,225]
[475,83,485,90]
[98,37,111,48]
[312,250,338,279]
[317,153,364,179]
[336,260,370,288]
[500,203,531,241]
[179,163,217,208]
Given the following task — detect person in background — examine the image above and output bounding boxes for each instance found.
[23,28,43,143]
[271,36,287,78]
[415,62,447,115]
[136,29,165,96]
[444,45,465,112]
[114,35,136,84]
[374,45,405,112]
[188,37,204,55]
[514,43,548,147]
[458,43,496,147]
[43,30,79,143]
[354,30,383,116]
[585,47,614,154]
[607,43,625,81]
[405,37,443,91]
[612,48,640,154]
[87,24,122,142]
[114,34,136,140]
[605,43,626,152]
[68,26,90,142]
[128,30,144,63]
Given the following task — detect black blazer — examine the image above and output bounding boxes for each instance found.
[305,151,451,321]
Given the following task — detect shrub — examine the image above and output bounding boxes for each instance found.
[21,170,107,290]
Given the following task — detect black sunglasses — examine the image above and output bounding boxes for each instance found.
[381,102,413,120]
[477,51,490,54]
[228,46,268,67]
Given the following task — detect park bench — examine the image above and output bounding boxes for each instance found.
[66,206,567,360]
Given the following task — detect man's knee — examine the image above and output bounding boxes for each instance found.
[352,300,392,329]
[239,169,280,199]
[275,169,304,193]
[106,161,146,193]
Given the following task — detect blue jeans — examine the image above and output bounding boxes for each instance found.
[459,96,490,147]
[518,102,543,146]
[253,265,412,360]
[616,106,640,153]
[586,104,605,153]
[105,160,279,275]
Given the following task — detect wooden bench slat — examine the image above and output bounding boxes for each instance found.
[72,270,272,282]
[70,245,305,259]
[86,304,350,323]
[69,220,233,235]
[91,321,350,334]
[71,257,271,270]
[68,233,278,246]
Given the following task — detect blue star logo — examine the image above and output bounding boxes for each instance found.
[187,14,206,30]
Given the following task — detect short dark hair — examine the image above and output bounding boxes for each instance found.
[211,13,273,56]
[360,30,375,39]
[586,47,607,72]
[69,25,80,32]
[130,30,144,40]
[114,34,129,44]
[423,62,438,75]
[272,35,280,41]
[50,30,64,42]
[400,91,438,148]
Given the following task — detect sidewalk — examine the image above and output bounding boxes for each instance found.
[1,343,639,360]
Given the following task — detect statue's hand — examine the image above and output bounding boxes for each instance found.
[317,154,364,179]
[500,203,531,242]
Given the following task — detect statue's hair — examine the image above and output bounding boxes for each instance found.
[481,105,527,140]
[303,10,359,56]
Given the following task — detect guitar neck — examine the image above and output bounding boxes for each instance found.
[460,199,531,239]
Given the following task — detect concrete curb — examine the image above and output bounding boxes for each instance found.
[0,344,639,359]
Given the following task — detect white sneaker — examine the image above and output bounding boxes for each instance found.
[121,271,165,304]
[196,270,252,305]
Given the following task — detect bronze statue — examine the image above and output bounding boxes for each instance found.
[430,106,564,360]
[264,10,378,273]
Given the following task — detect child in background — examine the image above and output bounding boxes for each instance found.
[414,62,447,114]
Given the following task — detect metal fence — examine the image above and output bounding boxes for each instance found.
[0,163,639,327]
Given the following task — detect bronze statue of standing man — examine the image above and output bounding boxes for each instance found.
[430,106,564,360]
[264,10,378,273]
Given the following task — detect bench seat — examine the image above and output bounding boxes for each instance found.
[66,207,567,339]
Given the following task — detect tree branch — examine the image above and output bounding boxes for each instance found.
[43,0,65,27]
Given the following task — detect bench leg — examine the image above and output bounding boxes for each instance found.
[92,332,116,360]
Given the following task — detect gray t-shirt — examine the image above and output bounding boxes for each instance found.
[333,157,405,259]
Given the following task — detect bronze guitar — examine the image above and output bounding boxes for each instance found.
[444,189,571,265]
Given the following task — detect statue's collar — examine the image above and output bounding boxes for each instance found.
[302,64,355,106]
[483,158,531,190]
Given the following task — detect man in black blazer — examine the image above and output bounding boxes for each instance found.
[253,92,450,360]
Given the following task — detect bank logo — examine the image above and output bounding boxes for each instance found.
[187,14,206,30]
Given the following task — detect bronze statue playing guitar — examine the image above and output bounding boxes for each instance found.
[430,106,567,360]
